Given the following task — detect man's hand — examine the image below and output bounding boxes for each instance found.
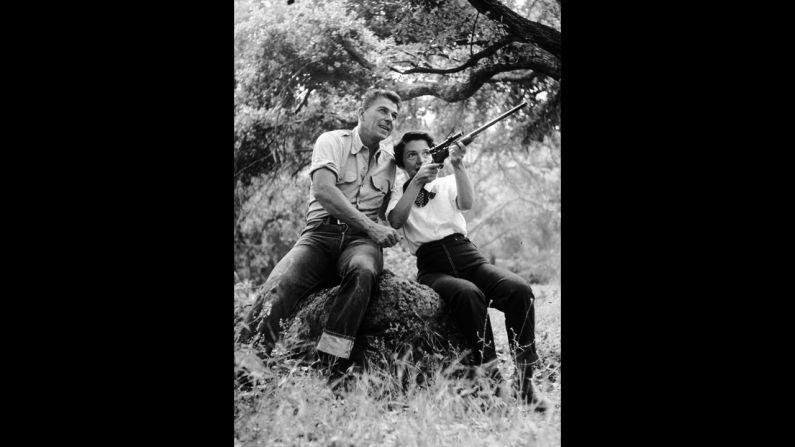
[367,223,402,248]
[411,163,444,187]
[449,142,467,168]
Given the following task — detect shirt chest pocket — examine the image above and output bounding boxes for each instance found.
[338,162,360,185]
[369,174,391,195]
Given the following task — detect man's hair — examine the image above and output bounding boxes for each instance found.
[361,89,402,111]
[394,131,435,168]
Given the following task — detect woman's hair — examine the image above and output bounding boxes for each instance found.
[393,131,435,168]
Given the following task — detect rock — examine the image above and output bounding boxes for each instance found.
[235,270,469,369]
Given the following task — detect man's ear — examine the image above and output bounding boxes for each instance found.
[357,106,365,120]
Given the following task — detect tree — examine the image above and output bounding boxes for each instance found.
[235,0,559,183]
[234,0,561,283]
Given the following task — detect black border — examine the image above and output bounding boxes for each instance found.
[38,3,232,444]
[561,1,769,443]
[22,1,775,444]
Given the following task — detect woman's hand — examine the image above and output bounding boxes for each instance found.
[411,162,444,187]
[449,142,467,168]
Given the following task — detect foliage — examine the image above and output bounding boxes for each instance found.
[235,0,385,188]
[234,0,561,249]
[234,131,561,284]
[235,169,311,281]
[463,132,561,283]
[234,0,562,281]
[234,281,562,446]
[234,3,562,444]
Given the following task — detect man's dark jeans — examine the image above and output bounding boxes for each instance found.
[417,234,539,378]
[238,219,382,360]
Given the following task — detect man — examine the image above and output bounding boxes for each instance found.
[386,131,552,411]
[238,89,403,370]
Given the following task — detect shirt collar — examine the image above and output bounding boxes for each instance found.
[351,126,396,161]
[351,126,366,155]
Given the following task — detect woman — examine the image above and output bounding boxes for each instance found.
[385,131,551,411]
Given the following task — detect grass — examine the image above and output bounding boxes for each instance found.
[234,283,561,447]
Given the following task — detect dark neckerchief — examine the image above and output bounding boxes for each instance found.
[402,176,436,207]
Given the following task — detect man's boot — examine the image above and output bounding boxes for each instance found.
[518,376,553,412]
[516,364,553,412]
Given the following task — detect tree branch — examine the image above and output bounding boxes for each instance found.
[454,39,492,46]
[340,38,374,70]
[291,88,311,114]
[391,51,559,102]
[469,13,480,56]
[392,36,515,75]
[485,70,540,83]
[466,0,560,58]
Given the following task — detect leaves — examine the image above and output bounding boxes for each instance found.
[234,0,562,283]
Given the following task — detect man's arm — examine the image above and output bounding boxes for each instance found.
[313,168,401,247]
[450,142,474,210]
[387,163,443,229]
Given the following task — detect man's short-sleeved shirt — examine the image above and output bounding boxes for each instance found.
[306,126,396,223]
[386,172,467,254]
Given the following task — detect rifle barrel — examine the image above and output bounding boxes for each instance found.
[463,101,528,140]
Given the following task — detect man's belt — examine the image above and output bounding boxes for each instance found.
[306,216,373,236]
[321,216,346,225]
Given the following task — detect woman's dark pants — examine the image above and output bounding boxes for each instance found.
[417,234,539,382]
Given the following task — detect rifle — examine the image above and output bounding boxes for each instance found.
[429,101,528,163]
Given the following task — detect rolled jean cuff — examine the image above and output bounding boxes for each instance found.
[316,330,354,359]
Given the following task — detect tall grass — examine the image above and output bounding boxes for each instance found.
[234,284,561,447]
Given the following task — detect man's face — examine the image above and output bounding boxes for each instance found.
[358,96,399,145]
[401,139,432,176]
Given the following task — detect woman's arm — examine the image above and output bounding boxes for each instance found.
[387,163,443,229]
[449,142,474,210]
